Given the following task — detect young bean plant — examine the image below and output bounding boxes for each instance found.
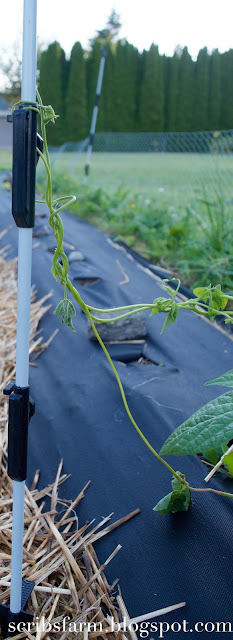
[13,93,233,514]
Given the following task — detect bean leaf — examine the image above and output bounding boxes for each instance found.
[149,297,171,317]
[193,284,228,321]
[160,391,233,455]
[205,368,233,388]
[223,451,233,476]
[161,301,179,334]
[153,472,193,514]
[54,299,76,331]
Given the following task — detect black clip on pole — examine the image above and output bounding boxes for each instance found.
[7,105,43,228]
[0,383,35,638]
[0,106,43,638]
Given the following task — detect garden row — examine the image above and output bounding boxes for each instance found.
[39,168,233,293]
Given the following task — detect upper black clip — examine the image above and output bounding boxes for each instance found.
[10,104,37,228]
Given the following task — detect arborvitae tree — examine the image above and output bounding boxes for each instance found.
[65,42,88,141]
[176,46,194,131]
[161,54,169,131]
[39,41,67,144]
[124,42,139,131]
[138,44,164,131]
[220,49,233,129]
[193,47,209,130]
[163,52,179,131]
[38,36,233,137]
[112,41,138,131]
[208,48,221,130]
[135,49,146,131]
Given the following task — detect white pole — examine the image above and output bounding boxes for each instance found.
[10,0,37,615]
[84,48,107,182]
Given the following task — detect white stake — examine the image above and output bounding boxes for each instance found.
[84,47,107,182]
[10,0,37,615]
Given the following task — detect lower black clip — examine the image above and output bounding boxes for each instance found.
[0,580,34,638]
[3,381,35,482]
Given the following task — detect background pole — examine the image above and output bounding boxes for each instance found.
[84,45,107,182]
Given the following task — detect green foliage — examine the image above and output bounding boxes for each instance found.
[160,360,233,458]
[193,47,209,131]
[66,42,88,141]
[203,446,227,466]
[153,473,193,514]
[160,390,233,455]
[220,50,233,129]
[54,298,76,331]
[112,42,138,131]
[208,49,221,130]
[176,47,194,132]
[35,37,233,144]
[164,52,179,131]
[205,369,233,388]
[193,284,228,321]
[39,41,67,144]
[138,44,164,132]
[36,168,233,293]
[223,450,233,475]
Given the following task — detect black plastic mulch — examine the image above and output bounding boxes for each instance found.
[0,174,232,637]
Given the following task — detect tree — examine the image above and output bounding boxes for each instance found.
[66,42,88,141]
[39,41,67,144]
[176,46,194,131]
[91,9,121,44]
[220,49,233,129]
[208,48,221,130]
[0,41,22,99]
[112,41,138,131]
[193,47,209,131]
[138,44,164,132]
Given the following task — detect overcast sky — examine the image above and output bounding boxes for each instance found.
[0,0,232,61]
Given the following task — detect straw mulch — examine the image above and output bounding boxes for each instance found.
[0,461,139,640]
[0,237,140,639]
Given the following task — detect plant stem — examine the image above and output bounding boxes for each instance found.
[185,484,233,499]
[67,279,182,483]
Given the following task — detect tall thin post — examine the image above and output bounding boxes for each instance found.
[84,45,107,182]
[10,0,37,616]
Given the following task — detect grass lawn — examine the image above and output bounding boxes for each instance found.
[47,150,233,209]
[1,149,233,209]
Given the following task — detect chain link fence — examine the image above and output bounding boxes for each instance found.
[36,130,233,208]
